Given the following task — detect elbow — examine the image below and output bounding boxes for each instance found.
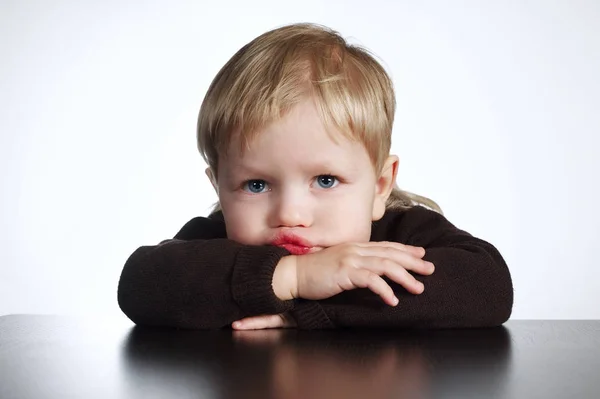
[117,247,157,327]
[493,264,514,326]
[454,244,514,328]
[478,255,514,327]
[473,240,514,327]
[117,271,147,327]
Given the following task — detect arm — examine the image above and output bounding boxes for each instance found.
[291,206,514,329]
[117,217,293,329]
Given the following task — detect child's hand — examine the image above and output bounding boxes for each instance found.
[232,312,296,330]
[237,243,431,330]
[285,242,434,306]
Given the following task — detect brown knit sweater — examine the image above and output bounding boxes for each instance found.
[117,206,513,329]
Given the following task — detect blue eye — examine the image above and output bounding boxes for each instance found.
[316,175,338,189]
[244,180,268,193]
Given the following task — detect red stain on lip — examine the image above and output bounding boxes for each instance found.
[270,232,314,255]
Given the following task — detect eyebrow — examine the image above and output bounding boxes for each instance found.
[228,161,356,178]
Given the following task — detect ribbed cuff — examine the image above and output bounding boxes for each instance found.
[232,245,295,316]
[291,300,335,330]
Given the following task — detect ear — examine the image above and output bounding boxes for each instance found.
[205,167,218,194]
[372,155,399,221]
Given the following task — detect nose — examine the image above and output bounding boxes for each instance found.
[269,191,313,228]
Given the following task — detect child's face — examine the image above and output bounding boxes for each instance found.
[208,99,397,253]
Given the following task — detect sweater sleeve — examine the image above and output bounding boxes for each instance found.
[293,206,514,329]
[117,217,293,329]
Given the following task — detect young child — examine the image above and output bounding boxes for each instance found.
[117,23,513,330]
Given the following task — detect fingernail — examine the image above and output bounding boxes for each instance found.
[233,321,242,329]
[392,296,399,306]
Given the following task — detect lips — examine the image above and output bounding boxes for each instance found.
[277,244,312,255]
[270,232,314,255]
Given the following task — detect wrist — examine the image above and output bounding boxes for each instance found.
[272,255,298,300]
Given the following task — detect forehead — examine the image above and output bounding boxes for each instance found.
[220,100,372,175]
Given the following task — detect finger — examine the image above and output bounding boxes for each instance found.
[344,268,398,306]
[357,246,434,276]
[358,256,425,295]
[369,241,428,260]
[358,241,426,258]
[232,314,285,330]
[232,316,276,330]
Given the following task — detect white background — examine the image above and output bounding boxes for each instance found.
[1,0,598,320]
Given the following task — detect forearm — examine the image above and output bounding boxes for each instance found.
[117,239,294,329]
[287,238,513,330]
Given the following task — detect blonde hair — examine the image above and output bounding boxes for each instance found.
[197,23,442,215]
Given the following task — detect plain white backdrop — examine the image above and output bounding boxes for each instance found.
[1,0,598,320]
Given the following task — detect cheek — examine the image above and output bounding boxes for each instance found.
[220,197,266,245]
[317,195,373,243]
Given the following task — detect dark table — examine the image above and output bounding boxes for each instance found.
[1,316,599,399]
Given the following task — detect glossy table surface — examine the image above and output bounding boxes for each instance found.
[1,315,599,399]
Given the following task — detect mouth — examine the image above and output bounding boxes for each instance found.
[270,232,318,255]
[277,244,313,255]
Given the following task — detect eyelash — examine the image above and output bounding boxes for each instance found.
[241,175,341,194]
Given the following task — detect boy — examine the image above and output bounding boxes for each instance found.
[117,23,513,330]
